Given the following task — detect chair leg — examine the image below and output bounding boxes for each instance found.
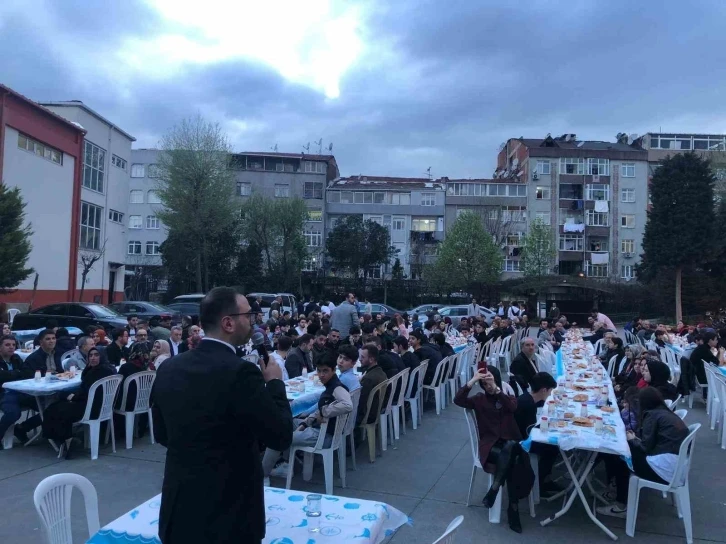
[380,416,388,451]
[466,466,477,507]
[285,447,296,490]
[401,403,407,436]
[349,433,357,471]
[392,406,400,441]
[530,454,540,505]
[303,452,314,481]
[408,400,418,430]
[676,486,693,544]
[688,394,693,409]
[489,473,502,523]
[322,451,334,495]
[366,424,377,463]
[88,422,100,460]
[147,409,155,445]
[109,418,116,453]
[338,445,347,488]
[125,413,135,449]
[625,478,641,537]
[528,488,536,518]
[433,388,441,415]
[418,393,423,423]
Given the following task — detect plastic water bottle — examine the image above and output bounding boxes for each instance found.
[302,367,308,380]
[540,416,549,433]
[34,370,41,382]
[306,494,322,533]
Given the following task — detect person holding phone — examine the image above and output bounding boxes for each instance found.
[454,362,531,533]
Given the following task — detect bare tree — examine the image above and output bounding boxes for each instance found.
[125,255,162,301]
[481,206,514,249]
[78,240,106,302]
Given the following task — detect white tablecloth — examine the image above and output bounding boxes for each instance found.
[14,349,33,361]
[285,377,326,417]
[2,375,82,396]
[86,487,409,544]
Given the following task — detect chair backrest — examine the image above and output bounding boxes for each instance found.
[431,515,464,544]
[314,411,349,451]
[118,370,156,413]
[405,361,427,399]
[669,423,701,490]
[25,340,34,349]
[60,350,77,363]
[33,473,100,544]
[430,356,449,387]
[380,377,396,416]
[80,374,123,424]
[8,308,20,324]
[392,368,410,407]
[464,409,481,469]
[606,355,618,378]
[343,388,361,437]
[674,409,688,420]
[360,378,389,427]
[593,338,605,355]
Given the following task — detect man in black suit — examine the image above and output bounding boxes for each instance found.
[151,287,293,544]
[509,337,539,395]
[166,326,188,357]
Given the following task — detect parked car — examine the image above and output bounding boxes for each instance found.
[365,303,404,319]
[404,304,443,318]
[172,293,205,304]
[11,303,129,334]
[246,292,297,318]
[108,301,182,324]
[165,302,201,325]
[437,305,497,327]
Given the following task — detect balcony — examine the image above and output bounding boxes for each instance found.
[410,230,444,242]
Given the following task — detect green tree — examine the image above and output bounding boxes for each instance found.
[391,258,405,280]
[428,211,502,295]
[0,184,33,292]
[638,152,716,320]
[520,217,555,285]
[326,215,397,279]
[155,115,238,293]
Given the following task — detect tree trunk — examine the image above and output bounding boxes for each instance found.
[195,253,203,293]
[675,265,683,322]
[78,274,86,302]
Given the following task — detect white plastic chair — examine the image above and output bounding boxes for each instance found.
[74,374,123,460]
[287,412,350,495]
[606,355,618,378]
[674,409,688,420]
[404,361,428,430]
[423,357,450,415]
[447,353,463,403]
[379,377,397,451]
[33,473,100,544]
[431,515,464,544]
[625,423,700,543]
[339,388,361,474]
[112,370,156,449]
[710,374,726,449]
[593,338,605,356]
[1,413,15,449]
[703,365,721,431]
[24,340,34,349]
[687,363,709,409]
[7,308,20,325]
[360,379,389,463]
[389,368,410,441]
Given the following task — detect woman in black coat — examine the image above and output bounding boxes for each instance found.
[642,359,678,401]
[42,347,117,458]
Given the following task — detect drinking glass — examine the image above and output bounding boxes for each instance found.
[306,494,322,532]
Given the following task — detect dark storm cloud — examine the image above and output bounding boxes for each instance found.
[2,0,726,178]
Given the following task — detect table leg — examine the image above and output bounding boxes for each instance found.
[25,396,59,452]
[540,450,617,540]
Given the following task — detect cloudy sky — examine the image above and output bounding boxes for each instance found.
[2,0,725,178]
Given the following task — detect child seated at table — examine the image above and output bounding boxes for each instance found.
[261,357,353,483]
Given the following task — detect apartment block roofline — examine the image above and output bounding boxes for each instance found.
[0,85,87,136]
[236,151,336,162]
[441,177,524,184]
[39,100,136,141]
[331,175,445,190]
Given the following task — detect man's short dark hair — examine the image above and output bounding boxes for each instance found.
[431,332,446,346]
[530,372,557,393]
[0,334,17,348]
[424,320,436,331]
[349,326,361,336]
[361,323,375,335]
[338,344,358,362]
[39,328,55,341]
[298,333,313,345]
[127,314,138,321]
[362,343,379,360]
[299,316,307,324]
[362,334,381,346]
[460,326,470,333]
[315,329,327,338]
[200,287,240,331]
[111,328,126,342]
[315,356,337,371]
[394,336,409,350]
[277,335,293,351]
[330,328,339,334]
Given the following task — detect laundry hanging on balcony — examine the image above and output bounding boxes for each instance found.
[590,252,609,265]
[563,222,585,233]
[594,200,609,213]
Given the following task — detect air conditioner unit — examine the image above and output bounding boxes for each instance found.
[533,172,539,181]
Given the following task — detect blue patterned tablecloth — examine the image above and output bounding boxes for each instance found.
[718,366,726,377]
[2,375,82,396]
[87,487,409,544]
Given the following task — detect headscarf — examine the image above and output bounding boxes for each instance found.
[626,344,644,359]
[645,359,671,387]
[95,329,108,345]
[153,340,171,368]
[129,341,151,369]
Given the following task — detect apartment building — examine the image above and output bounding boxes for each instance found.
[495,134,649,282]
[326,176,446,278]
[126,149,165,271]
[42,101,135,304]
[0,85,86,307]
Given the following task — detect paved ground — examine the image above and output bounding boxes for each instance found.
[1,398,724,543]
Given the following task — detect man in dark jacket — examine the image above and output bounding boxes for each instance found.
[0,335,37,447]
[105,328,130,366]
[151,287,292,544]
[509,337,539,395]
[285,334,314,378]
[356,344,388,426]
[409,330,442,385]
[393,336,420,372]
[25,329,63,376]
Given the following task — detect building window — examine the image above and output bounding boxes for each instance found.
[130,164,145,178]
[80,202,102,250]
[421,192,436,206]
[448,183,485,196]
[129,190,143,203]
[560,210,584,225]
[354,192,373,204]
[111,155,127,171]
[621,239,635,254]
[621,214,635,228]
[374,192,385,204]
[303,181,323,199]
[508,184,527,196]
[502,259,522,272]
[536,186,550,199]
[274,184,290,198]
[146,241,161,255]
[237,182,251,196]
[585,184,610,201]
[146,215,160,229]
[411,218,436,232]
[128,241,142,255]
[302,256,318,272]
[621,265,635,280]
[559,234,584,251]
[560,157,585,175]
[147,164,161,178]
[17,133,63,164]
[536,160,551,175]
[621,188,635,203]
[560,183,584,199]
[621,163,635,177]
[147,190,161,204]
[390,192,411,205]
[129,215,142,229]
[488,184,507,196]
[304,161,326,174]
[307,209,322,222]
[506,233,522,246]
[326,191,340,203]
[340,191,353,204]
[535,211,551,225]
[83,140,106,193]
[393,217,406,230]
[585,210,609,226]
[587,264,609,278]
[304,230,322,247]
[587,158,610,176]
[108,209,124,224]
[502,206,526,222]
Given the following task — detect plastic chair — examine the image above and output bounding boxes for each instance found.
[286,412,350,495]
[404,361,428,430]
[112,370,156,449]
[431,515,464,544]
[24,340,34,349]
[674,409,688,420]
[593,338,605,356]
[703,365,721,430]
[1,413,15,449]
[710,374,726,449]
[423,357,450,415]
[625,423,700,543]
[339,388,361,474]
[447,353,463,403]
[378,377,396,451]
[606,355,618,378]
[33,473,100,544]
[359,379,389,463]
[7,308,20,325]
[389,368,410,440]
[688,360,710,409]
[74,374,123,460]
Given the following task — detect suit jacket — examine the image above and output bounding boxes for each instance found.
[509,352,539,394]
[285,347,313,378]
[167,338,188,357]
[151,339,293,544]
[24,348,63,376]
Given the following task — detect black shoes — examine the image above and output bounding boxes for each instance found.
[482,487,500,509]
[13,426,29,445]
[507,505,522,533]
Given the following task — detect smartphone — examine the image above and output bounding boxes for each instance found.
[476,360,488,373]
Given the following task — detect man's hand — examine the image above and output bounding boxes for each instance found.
[626,430,635,441]
[260,358,283,382]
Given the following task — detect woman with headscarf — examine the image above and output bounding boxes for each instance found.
[42,347,117,458]
[614,344,644,397]
[92,329,110,346]
[454,365,530,533]
[151,339,172,368]
[641,358,678,401]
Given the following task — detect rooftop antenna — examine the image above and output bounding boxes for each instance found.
[327,142,334,153]
[302,142,310,154]
[425,166,432,180]
[315,138,323,154]
[271,144,278,152]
